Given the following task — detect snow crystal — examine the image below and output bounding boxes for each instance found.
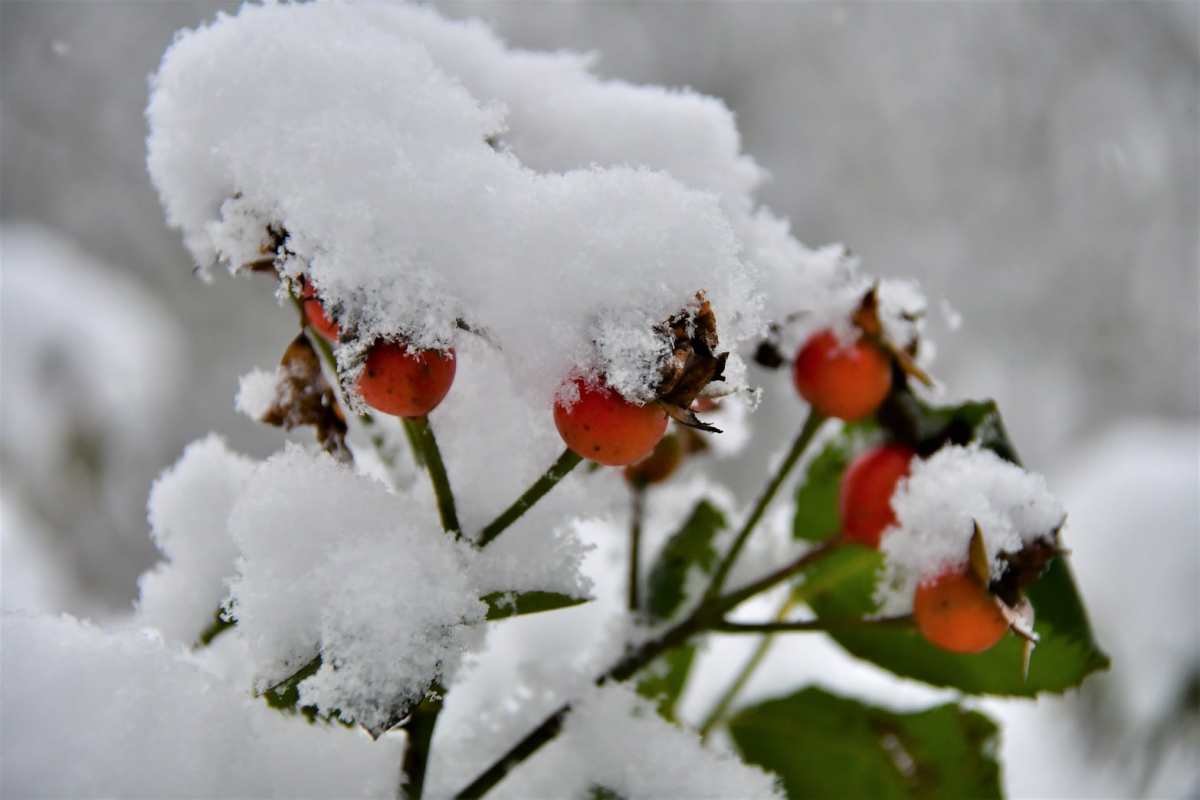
[877,445,1066,613]
[235,367,282,420]
[146,2,760,408]
[226,446,486,733]
[0,613,400,798]
[495,683,782,799]
[137,434,257,645]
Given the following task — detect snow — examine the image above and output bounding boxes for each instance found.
[235,368,282,421]
[0,613,401,798]
[137,434,257,645]
[876,444,1066,613]
[494,684,783,799]
[145,1,769,409]
[225,446,486,734]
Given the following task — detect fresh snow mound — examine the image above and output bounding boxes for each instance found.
[878,445,1065,613]
[137,435,258,645]
[226,446,486,734]
[145,2,760,406]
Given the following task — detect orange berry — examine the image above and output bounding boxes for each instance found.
[792,329,891,421]
[356,342,455,418]
[839,445,916,549]
[624,433,683,487]
[912,568,1009,654]
[691,397,721,413]
[554,379,669,467]
[300,281,340,342]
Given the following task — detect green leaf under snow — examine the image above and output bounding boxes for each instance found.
[800,547,1110,697]
[645,500,726,622]
[586,786,627,800]
[634,644,696,723]
[482,590,588,621]
[729,686,1002,799]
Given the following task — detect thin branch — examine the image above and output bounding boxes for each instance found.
[714,614,915,634]
[399,684,445,800]
[717,535,843,612]
[704,411,826,600]
[405,416,460,539]
[476,449,583,547]
[629,487,645,613]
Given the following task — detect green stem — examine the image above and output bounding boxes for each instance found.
[629,487,645,613]
[477,449,583,547]
[399,684,446,800]
[697,593,795,742]
[405,416,460,539]
[705,411,826,601]
[718,536,843,613]
[196,607,235,648]
[714,615,915,634]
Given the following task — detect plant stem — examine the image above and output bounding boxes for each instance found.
[476,449,583,547]
[697,593,796,742]
[196,607,235,648]
[704,411,826,601]
[399,684,445,800]
[405,416,460,539]
[718,536,843,612]
[714,615,915,634]
[629,487,645,613]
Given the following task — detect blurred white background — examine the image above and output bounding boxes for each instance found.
[2,2,1196,796]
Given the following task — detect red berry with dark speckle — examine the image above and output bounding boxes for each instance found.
[356,342,456,418]
[301,281,340,342]
[793,329,891,421]
[839,445,916,549]
[913,568,1009,654]
[554,379,669,467]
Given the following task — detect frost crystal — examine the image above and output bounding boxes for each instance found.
[877,445,1066,613]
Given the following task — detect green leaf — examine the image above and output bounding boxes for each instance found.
[801,547,1109,697]
[634,644,696,723]
[646,500,726,622]
[482,590,588,621]
[793,438,851,543]
[729,686,1001,799]
[878,390,1020,465]
[586,786,626,800]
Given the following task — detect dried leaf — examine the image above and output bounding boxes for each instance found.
[653,294,727,428]
[261,334,352,463]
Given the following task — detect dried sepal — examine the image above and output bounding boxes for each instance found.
[260,333,352,463]
[652,293,727,431]
[853,285,934,388]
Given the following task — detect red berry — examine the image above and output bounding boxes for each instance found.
[356,342,456,418]
[839,445,916,548]
[554,379,669,467]
[691,397,721,413]
[624,433,683,487]
[792,329,891,421]
[301,281,340,342]
[912,568,1009,654]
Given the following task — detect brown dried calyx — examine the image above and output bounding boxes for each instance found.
[853,285,933,388]
[653,293,727,433]
[261,333,352,463]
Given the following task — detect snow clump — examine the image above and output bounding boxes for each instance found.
[137,435,257,645]
[877,445,1066,614]
[145,2,760,407]
[226,446,488,735]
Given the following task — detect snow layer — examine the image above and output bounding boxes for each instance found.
[878,445,1066,612]
[146,2,761,407]
[137,435,257,645]
[0,613,400,798]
